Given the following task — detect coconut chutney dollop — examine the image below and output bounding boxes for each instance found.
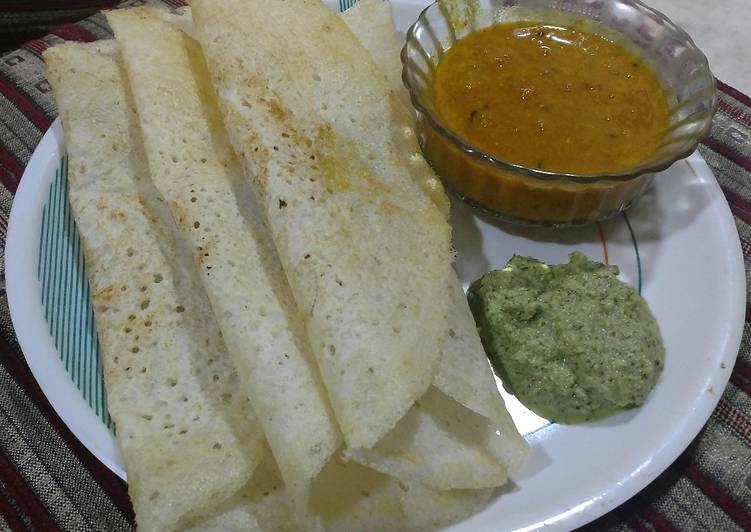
[467,252,664,423]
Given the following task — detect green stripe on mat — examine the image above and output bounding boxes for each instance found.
[38,156,112,429]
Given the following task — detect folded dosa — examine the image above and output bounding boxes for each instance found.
[341,0,508,421]
[44,42,264,532]
[400,482,495,531]
[340,0,411,109]
[313,448,497,531]
[341,0,529,484]
[45,2,530,528]
[106,6,340,498]
[192,0,453,449]
[184,448,295,531]
[341,0,450,217]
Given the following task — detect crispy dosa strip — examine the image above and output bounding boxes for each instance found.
[187,445,409,532]
[341,0,449,217]
[400,482,495,531]
[341,0,504,418]
[345,386,512,490]
[310,451,406,531]
[341,0,410,109]
[44,41,263,532]
[107,7,340,498]
[436,278,529,472]
[184,448,296,532]
[192,0,452,449]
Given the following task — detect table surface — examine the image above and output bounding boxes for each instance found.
[647,0,751,94]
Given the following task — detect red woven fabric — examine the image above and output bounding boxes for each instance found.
[0,2,117,52]
[0,1,749,531]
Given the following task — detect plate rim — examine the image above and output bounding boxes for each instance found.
[524,151,745,532]
[5,119,126,480]
[8,119,746,532]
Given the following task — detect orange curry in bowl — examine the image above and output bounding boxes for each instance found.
[425,21,670,224]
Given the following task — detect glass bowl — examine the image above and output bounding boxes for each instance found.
[401,0,717,226]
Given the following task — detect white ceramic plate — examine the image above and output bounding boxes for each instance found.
[5,1,746,530]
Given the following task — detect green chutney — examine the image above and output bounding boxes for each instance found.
[467,252,664,423]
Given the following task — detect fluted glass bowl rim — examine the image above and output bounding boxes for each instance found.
[401,0,718,184]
